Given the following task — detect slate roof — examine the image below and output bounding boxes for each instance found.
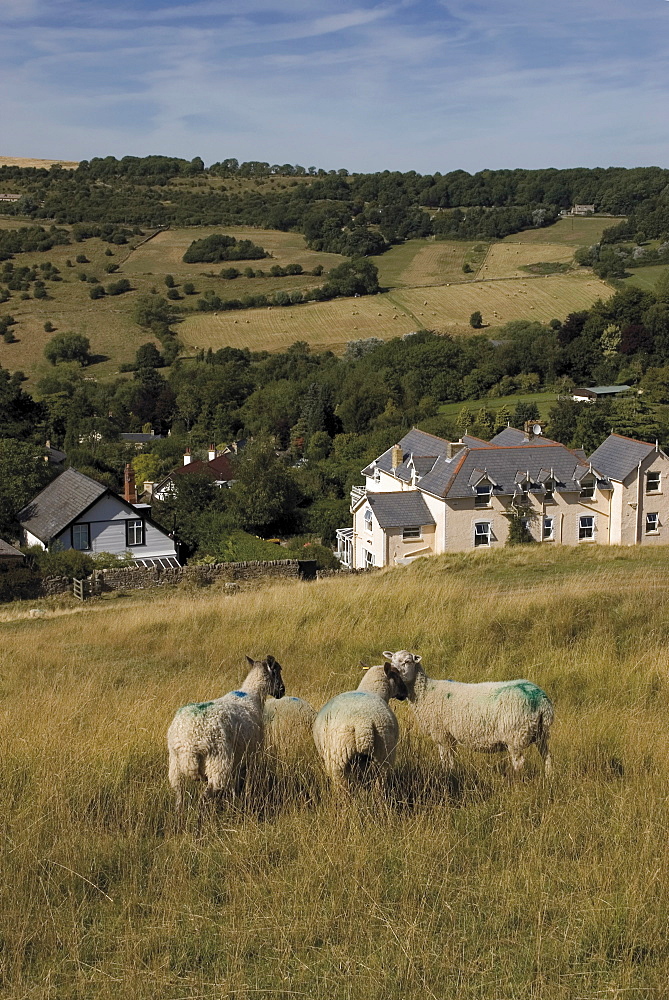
[18,468,107,544]
[489,428,557,447]
[443,443,603,498]
[367,492,436,529]
[361,428,452,480]
[0,538,24,559]
[120,432,163,443]
[588,434,657,482]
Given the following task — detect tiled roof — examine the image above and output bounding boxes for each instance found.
[461,434,489,449]
[18,468,107,544]
[367,492,436,528]
[120,433,162,443]
[444,443,600,498]
[171,454,234,480]
[588,434,657,482]
[489,428,556,447]
[0,538,24,559]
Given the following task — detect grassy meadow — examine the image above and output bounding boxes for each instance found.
[2,545,669,998]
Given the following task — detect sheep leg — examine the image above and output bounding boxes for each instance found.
[438,741,456,771]
[508,748,525,776]
[168,756,188,813]
[537,732,553,777]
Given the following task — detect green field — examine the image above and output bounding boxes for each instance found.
[3,545,669,999]
[502,216,621,246]
[622,264,669,292]
[438,391,559,420]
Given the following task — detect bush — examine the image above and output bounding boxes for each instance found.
[106,278,131,296]
[43,321,54,333]
[470,310,483,329]
[0,564,41,603]
[27,545,94,579]
[75,254,89,264]
[89,285,105,299]
[44,332,91,365]
[182,282,195,295]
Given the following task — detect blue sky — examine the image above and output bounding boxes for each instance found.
[2,0,669,173]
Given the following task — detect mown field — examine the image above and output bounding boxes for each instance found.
[2,545,669,999]
[501,217,618,247]
[0,216,624,377]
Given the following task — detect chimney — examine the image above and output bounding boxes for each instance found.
[391,444,403,470]
[183,449,192,466]
[123,463,137,504]
[446,440,466,460]
[208,445,217,462]
[143,481,155,497]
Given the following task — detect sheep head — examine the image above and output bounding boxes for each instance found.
[383,662,408,701]
[382,650,422,684]
[245,654,285,699]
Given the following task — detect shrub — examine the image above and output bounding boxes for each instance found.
[0,564,41,603]
[75,254,89,264]
[106,278,131,296]
[44,332,91,365]
[27,545,94,579]
[43,321,54,333]
[89,285,105,299]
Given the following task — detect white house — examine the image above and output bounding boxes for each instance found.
[18,467,180,567]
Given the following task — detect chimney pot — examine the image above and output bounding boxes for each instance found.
[183,449,192,466]
[208,446,216,462]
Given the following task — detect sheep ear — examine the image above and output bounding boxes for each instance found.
[384,662,392,676]
[246,655,255,666]
[265,654,275,667]
[414,655,422,664]
[382,651,394,660]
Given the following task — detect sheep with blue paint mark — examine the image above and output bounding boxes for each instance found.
[384,650,553,776]
[312,663,408,789]
[167,654,285,810]
[263,695,317,761]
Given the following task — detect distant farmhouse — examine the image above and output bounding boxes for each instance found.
[571,204,596,215]
[571,385,631,402]
[18,466,180,567]
[337,427,669,568]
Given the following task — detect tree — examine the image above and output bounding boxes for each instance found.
[164,274,175,288]
[135,342,164,369]
[133,294,178,330]
[0,438,52,536]
[227,442,301,534]
[44,332,92,366]
[470,311,483,329]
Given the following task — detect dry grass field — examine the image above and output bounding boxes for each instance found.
[2,545,669,999]
[373,239,482,288]
[502,216,618,247]
[479,242,576,279]
[0,155,78,169]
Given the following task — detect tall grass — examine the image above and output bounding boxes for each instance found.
[2,546,669,998]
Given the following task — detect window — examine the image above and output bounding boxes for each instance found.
[544,480,555,502]
[646,512,659,533]
[402,527,421,540]
[580,481,596,501]
[579,515,594,540]
[126,519,144,546]
[364,508,373,532]
[364,548,375,568]
[475,484,493,507]
[72,523,90,550]
[543,516,554,540]
[646,471,661,494]
[474,521,491,547]
[373,466,381,483]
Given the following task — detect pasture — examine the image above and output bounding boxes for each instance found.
[2,545,669,999]
[501,216,619,246]
[372,239,484,288]
[479,242,576,279]
[623,264,669,292]
[438,391,559,421]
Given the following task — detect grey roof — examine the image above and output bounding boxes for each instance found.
[461,434,489,449]
[120,432,162,443]
[411,455,438,477]
[0,538,24,559]
[442,443,604,499]
[589,385,631,394]
[361,428,452,480]
[18,467,107,544]
[367,492,436,529]
[46,446,67,465]
[588,434,657,482]
[489,428,557,447]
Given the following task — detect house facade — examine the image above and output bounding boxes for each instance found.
[152,450,234,501]
[18,467,180,567]
[337,427,668,568]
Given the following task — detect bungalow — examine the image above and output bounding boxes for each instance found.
[18,467,180,567]
[336,426,668,567]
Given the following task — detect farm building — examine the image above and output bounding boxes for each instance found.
[571,385,631,402]
[18,467,180,567]
[337,427,669,567]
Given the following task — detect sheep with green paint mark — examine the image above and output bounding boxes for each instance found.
[312,663,408,790]
[384,650,553,776]
[167,654,285,811]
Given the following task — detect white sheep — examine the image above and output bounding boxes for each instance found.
[263,695,317,761]
[383,650,553,776]
[312,663,408,789]
[167,654,285,810]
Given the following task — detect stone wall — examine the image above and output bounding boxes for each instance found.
[91,559,316,592]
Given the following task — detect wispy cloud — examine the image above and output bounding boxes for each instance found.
[2,0,669,171]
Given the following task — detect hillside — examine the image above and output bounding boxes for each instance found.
[2,545,669,998]
[0,218,618,380]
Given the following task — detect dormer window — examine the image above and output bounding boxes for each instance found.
[646,471,661,494]
[373,466,381,484]
[475,484,493,507]
[580,479,596,502]
[544,480,555,502]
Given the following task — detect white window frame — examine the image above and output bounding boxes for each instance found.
[474,521,491,547]
[580,481,596,502]
[373,466,381,484]
[579,515,595,540]
[646,512,659,534]
[543,516,554,540]
[364,508,373,533]
[475,484,493,507]
[544,480,555,502]
[364,548,375,568]
[126,519,144,547]
[646,471,661,494]
[72,523,90,551]
[402,527,421,541]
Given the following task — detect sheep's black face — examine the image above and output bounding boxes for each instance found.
[265,655,285,699]
[383,662,409,701]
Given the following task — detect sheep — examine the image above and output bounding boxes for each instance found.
[383,650,553,777]
[312,663,408,789]
[263,695,317,761]
[167,654,285,810]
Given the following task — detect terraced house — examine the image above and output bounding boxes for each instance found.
[336,428,669,568]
